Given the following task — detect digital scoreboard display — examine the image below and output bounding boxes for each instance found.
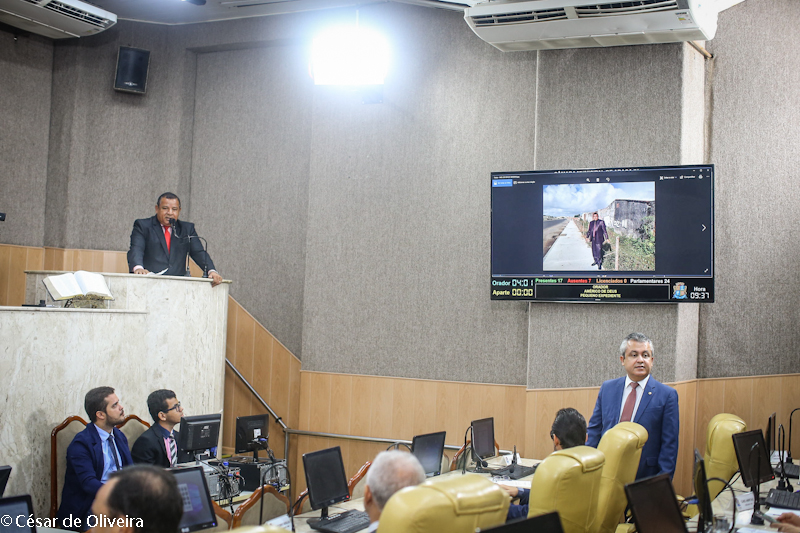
[491,165,714,303]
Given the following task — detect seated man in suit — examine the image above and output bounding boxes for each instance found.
[127,192,223,286]
[502,407,587,521]
[132,389,192,467]
[89,465,183,533]
[363,450,426,533]
[587,332,679,480]
[57,387,133,531]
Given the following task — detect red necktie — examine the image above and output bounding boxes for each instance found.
[164,226,171,253]
[620,382,638,422]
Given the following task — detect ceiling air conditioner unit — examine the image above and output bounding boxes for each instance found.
[0,0,117,39]
[464,0,724,52]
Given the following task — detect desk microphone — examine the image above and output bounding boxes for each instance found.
[509,445,518,474]
[777,425,793,492]
[169,219,211,278]
[788,407,800,463]
[750,442,764,525]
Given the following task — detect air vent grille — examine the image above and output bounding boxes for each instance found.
[472,7,567,27]
[21,0,114,27]
[575,0,679,17]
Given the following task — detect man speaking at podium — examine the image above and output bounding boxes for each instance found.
[127,192,223,287]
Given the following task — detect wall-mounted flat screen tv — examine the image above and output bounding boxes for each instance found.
[491,165,714,303]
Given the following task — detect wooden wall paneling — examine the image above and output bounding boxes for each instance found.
[329,374,353,435]
[412,379,439,437]
[287,357,302,428]
[456,383,483,444]
[349,375,373,438]
[43,247,58,270]
[531,389,565,460]
[502,386,526,457]
[752,376,782,441]
[222,300,239,449]
[298,373,312,431]
[390,378,415,441]
[369,377,394,438]
[479,385,507,449]
[7,245,28,306]
[0,245,11,306]
[671,382,696,498]
[781,375,800,458]
[524,391,538,460]
[694,379,725,456]
[307,373,332,434]
[435,381,461,448]
[252,325,273,411]
[722,377,754,429]
[270,342,292,446]
[26,246,44,273]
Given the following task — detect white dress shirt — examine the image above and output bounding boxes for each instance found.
[619,374,650,422]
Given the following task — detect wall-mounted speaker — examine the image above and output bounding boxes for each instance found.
[114,46,150,94]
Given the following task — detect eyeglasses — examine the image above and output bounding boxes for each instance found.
[164,402,182,413]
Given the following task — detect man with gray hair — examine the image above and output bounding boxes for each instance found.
[586,332,679,480]
[363,450,426,532]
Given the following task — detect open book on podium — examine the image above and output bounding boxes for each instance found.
[42,271,114,308]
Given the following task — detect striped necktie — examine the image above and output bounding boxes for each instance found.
[169,434,177,467]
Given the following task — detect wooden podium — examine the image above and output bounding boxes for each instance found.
[0,271,230,516]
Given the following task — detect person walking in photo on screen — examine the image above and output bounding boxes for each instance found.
[586,212,609,270]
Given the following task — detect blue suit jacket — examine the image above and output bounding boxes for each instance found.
[127,215,216,276]
[56,424,133,531]
[586,376,679,480]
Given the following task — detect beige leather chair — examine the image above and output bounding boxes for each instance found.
[50,415,88,518]
[379,473,509,533]
[595,422,648,533]
[231,486,290,528]
[527,445,606,533]
[451,439,501,471]
[704,413,746,500]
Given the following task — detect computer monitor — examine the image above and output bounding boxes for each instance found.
[625,474,687,533]
[732,429,775,488]
[0,466,11,497]
[0,495,37,533]
[169,466,217,533]
[693,449,714,533]
[235,413,270,459]
[766,412,776,453]
[478,511,564,533]
[178,414,221,458]
[472,418,496,459]
[411,431,446,477]
[303,446,350,523]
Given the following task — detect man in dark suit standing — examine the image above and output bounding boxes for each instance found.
[132,389,192,467]
[127,192,223,286]
[585,212,609,270]
[57,387,133,531]
[586,332,679,480]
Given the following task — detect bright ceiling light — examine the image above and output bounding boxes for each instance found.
[310,26,391,86]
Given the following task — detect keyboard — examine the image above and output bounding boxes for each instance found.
[308,510,371,533]
[491,463,538,480]
[780,462,800,479]
[765,489,800,510]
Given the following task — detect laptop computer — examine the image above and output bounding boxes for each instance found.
[625,474,687,533]
[0,494,37,533]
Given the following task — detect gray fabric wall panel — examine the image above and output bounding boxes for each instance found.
[0,30,53,246]
[45,22,189,251]
[190,45,312,356]
[527,304,678,388]
[526,43,689,388]
[699,1,800,378]
[300,4,535,383]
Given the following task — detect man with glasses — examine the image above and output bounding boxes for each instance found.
[57,387,133,531]
[587,332,679,480]
[132,389,192,467]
